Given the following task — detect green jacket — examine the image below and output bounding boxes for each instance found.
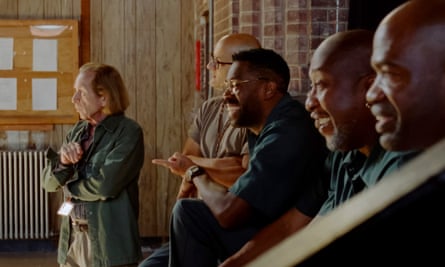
[42,114,144,267]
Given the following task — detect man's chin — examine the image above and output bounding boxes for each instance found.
[77,114,87,120]
[379,132,400,151]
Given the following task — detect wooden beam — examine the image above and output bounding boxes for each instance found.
[0,124,53,131]
[248,138,445,267]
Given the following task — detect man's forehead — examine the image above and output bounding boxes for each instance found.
[372,21,403,62]
[227,61,248,77]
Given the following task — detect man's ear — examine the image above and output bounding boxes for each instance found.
[99,93,108,108]
[264,81,277,99]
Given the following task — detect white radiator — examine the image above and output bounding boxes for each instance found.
[0,150,49,240]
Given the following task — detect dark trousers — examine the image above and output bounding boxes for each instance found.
[138,243,169,267]
[169,199,260,267]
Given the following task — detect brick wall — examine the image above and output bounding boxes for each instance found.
[197,0,350,102]
[213,0,235,42]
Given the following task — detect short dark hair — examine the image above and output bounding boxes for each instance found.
[232,48,290,93]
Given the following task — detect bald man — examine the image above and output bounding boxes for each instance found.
[175,33,262,198]
[139,33,261,267]
[220,30,417,267]
[366,0,445,151]
[346,0,445,264]
[263,1,445,266]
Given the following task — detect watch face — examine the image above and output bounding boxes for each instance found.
[190,166,200,174]
[186,166,203,182]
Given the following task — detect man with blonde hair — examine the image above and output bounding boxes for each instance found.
[42,63,144,267]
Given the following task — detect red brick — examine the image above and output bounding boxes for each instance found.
[240,0,261,10]
[239,25,261,37]
[202,0,351,101]
[327,8,349,21]
[287,23,308,35]
[311,0,336,8]
[240,12,260,24]
[287,0,309,8]
[298,36,310,50]
[263,39,275,49]
[287,10,309,21]
[264,24,284,36]
[311,9,328,22]
[310,36,325,50]
[265,10,281,24]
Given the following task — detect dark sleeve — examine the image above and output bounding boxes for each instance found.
[295,153,332,217]
[41,147,75,192]
[230,118,328,221]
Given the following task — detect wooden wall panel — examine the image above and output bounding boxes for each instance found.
[88,0,195,237]
[0,0,196,238]
[153,0,183,237]
[101,0,125,69]
[181,2,198,139]
[17,0,44,18]
[0,0,17,18]
[122,0,137,118]
[135,0,159,236]
[90,0,102,62]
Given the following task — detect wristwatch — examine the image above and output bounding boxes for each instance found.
[184,165,205,183]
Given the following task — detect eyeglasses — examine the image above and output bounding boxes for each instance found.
[224,78,267,94]
[209,54,232,69]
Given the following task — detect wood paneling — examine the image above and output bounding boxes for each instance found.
[154,0,184,236]
[135,0,159,236]
[0,0,196,237]
[0,0,18,18]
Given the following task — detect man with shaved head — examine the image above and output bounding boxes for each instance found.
[139,33,261,267]
[367,0,445,151]
[350,0,445,263]
[256,1,445,265]
[305,29,416,218]
[220,29,417,267]
[174,33,262,199]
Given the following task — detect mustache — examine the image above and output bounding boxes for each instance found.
[224,95,239,105]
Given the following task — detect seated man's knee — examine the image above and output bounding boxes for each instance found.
[172,199,204,219]
[138,243,169,267]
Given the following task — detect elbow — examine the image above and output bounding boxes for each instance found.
[214,194,252,229]
[210,201,237,229]
[94,183,119,199]
[96,187,115,199]
[214,205,250,229]
[280,209,313,234]
[215,212,237,229]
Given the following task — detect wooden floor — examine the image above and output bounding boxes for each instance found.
[0,244,157,267]
[0,251,58,267]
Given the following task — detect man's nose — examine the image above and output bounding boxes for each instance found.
[366,78,384,106]
[72,91,80,103]
[305,89,318,112]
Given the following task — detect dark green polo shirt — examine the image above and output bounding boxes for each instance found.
[229,93,328,225]
[318,143,418,216]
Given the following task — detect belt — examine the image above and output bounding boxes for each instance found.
[72,221,88,232]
